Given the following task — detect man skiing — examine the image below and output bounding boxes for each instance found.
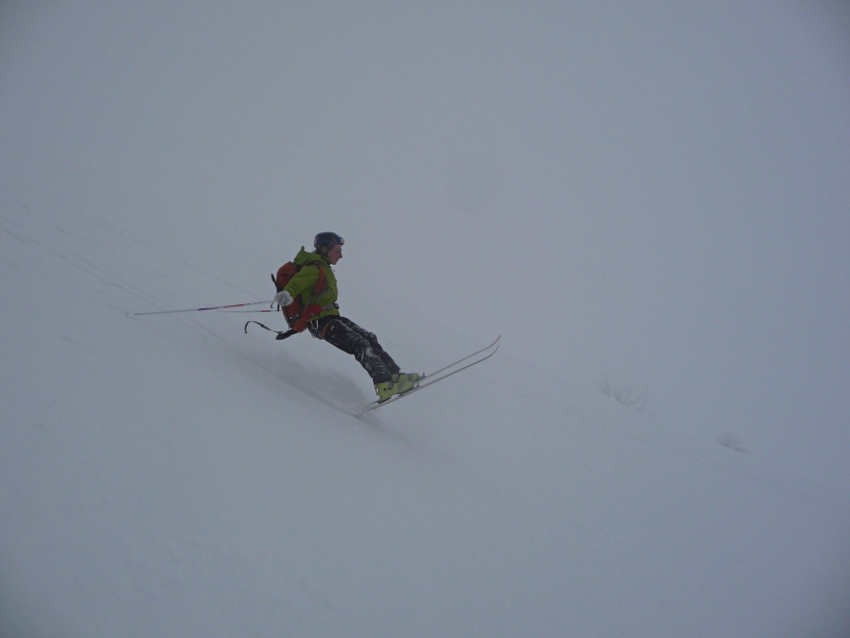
[273,232,421,401]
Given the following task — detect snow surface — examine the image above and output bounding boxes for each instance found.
[2,181,849,637]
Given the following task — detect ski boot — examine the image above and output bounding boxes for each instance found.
[374,372,422,401]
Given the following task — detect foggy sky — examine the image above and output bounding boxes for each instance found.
[2,1,849,481]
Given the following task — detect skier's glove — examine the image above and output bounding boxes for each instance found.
[274,290,294,307]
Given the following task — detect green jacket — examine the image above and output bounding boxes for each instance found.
[282,247,340,321]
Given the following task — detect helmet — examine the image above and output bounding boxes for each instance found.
[314,232,344,251]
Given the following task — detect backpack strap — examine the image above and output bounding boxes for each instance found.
[304,261,327,295]
[244,320,298,341]
[298,261,327,306]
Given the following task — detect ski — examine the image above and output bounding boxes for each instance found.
[363,335,500,412]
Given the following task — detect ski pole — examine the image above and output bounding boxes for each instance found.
[134,300,275,316]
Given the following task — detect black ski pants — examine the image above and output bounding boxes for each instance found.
[310,316,400,384]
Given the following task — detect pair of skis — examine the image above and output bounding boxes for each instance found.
[363,335,500,412]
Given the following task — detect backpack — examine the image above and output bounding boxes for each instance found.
[271,260,329,334]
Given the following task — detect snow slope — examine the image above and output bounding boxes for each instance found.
[2,181,849,637]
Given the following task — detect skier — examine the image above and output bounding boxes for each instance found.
[273,232,421,401]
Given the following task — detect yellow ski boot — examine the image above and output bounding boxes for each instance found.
[374,373,421,401]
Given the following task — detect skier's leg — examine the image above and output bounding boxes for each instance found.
[340,318,402,376]
[320,316,399,383]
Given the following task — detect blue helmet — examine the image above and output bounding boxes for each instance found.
[314,232,344,252]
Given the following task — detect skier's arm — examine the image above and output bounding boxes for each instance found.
[282,264,321,301]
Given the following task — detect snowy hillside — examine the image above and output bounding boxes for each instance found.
[2,181,848,637]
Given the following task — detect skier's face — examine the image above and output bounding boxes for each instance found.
[327,243,343,265]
